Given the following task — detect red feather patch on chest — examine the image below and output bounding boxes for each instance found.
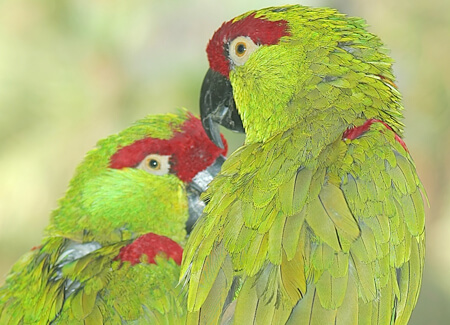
[207,13,290,77]
[109,115,227,183]
[343,119,408,152]
[115,233,183,266]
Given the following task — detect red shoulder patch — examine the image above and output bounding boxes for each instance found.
[31,245,42,251]
[343,118,408,152]
[207,13,290,77]
[115,233,183,266]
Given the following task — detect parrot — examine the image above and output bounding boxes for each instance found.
[181,5,426,325]
[0,110,227,324]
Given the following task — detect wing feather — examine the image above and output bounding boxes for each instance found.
[183,123,425,325]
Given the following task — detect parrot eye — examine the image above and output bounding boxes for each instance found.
[229,36,259,67]
[235,42,247,57]
[137,154,170,176]
[149,159,160,169]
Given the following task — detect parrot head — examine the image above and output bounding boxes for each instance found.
[48,110,227,244]
[200,5,404,146]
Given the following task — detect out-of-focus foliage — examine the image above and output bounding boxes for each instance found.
[0,1,448,324]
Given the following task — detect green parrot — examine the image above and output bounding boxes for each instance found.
[0,110,227,324]
[181,5,426,325]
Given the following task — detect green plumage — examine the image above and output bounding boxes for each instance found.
[0,238,184,324]
[0,110,221,324]
[182,5,426,325]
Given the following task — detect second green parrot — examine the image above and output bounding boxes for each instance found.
[0,110,227,324]
[182,5,426,325]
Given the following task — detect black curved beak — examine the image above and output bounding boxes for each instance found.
[185,155,226,234]
[200,69,244,149]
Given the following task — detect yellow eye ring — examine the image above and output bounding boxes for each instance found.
[235,41,247,57]
[229,36,259,67]
[137,154,170,176]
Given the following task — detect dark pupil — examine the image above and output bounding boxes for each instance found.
[149,159,159,168]
[237,43,246,54]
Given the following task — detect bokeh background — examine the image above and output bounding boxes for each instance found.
[0,0,448,323]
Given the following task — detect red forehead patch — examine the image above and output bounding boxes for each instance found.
[109,115,227,183]
[207,13,290,77]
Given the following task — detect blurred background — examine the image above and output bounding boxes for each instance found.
[0,0,448,323]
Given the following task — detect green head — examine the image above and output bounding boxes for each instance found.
[200,5,404,145]
[47,110,227,244]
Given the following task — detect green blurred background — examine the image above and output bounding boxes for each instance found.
[0,0,448,323]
